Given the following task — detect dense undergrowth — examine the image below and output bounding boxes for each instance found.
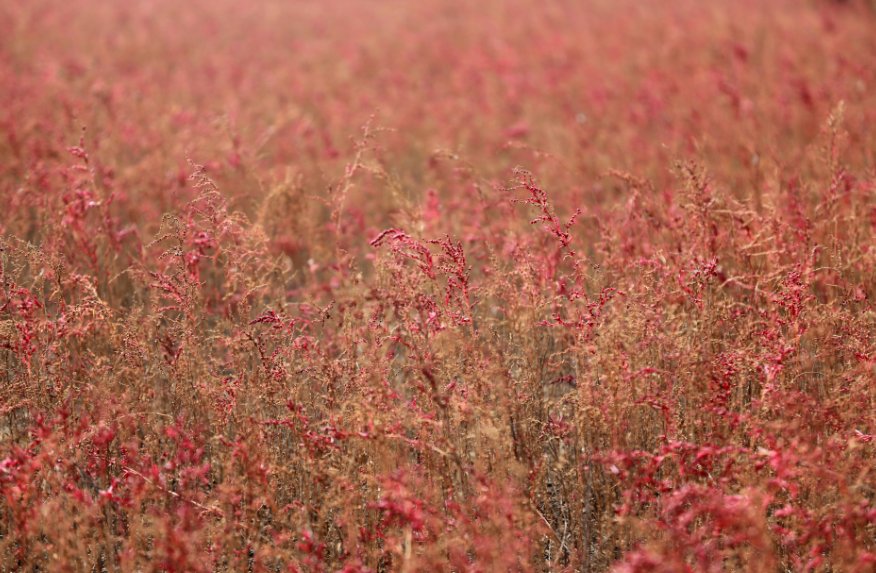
[1,0,875,571]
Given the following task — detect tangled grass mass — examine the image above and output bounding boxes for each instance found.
[1,0,876,571]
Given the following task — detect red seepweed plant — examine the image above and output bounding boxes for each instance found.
[1,0,875,571]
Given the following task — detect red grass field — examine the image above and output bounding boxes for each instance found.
[1,0,876,571]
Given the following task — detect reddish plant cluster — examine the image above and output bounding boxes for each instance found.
[1,0,876,571]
